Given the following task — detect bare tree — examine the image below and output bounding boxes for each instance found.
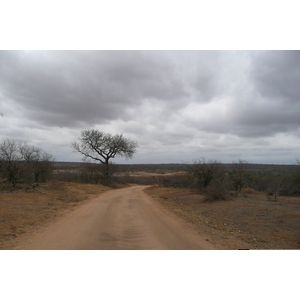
[33,151,54,182]
[0,138,54,187]
[72,130,138,184]
[0,138,21,186]
[188,158,223,192]
[230,159,249,195]
[267,177,284,201]
[19,143,54,182]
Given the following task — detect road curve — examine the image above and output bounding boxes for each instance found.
[13,186,216,250]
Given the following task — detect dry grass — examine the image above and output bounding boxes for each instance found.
[0,181,113,249]
[145,185,300,249]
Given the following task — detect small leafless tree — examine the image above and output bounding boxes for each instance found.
[230,159,249,195]
[0,138,21,186]
[267,177,284,201]
[72,130,138,185]
[19,142,54,183]
[0,138,54,187]
[188,158,223,192]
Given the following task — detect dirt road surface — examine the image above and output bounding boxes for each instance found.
[12,186,215,250]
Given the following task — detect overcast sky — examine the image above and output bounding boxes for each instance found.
[0,50,300,164]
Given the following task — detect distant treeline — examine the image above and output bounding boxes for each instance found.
[53,161,297,172]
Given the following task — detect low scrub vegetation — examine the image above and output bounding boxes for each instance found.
[42,158,300,200]
[2,131,300,201]
[109,158,300,201]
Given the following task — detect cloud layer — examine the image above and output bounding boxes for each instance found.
[0,50,300,164]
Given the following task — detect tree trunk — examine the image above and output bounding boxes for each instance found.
[104,160,110,185]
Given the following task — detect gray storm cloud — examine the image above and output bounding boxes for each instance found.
[0,51,189,128]
[0,50,300,163]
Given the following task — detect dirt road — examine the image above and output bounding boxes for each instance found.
[13,186,215,250]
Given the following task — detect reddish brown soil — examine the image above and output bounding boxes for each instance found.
[145,186,300,249]
[2,179,299,250]
[10,186,214,250]
[0,181,113,249]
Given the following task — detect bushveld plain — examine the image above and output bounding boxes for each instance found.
[1,162,300,249]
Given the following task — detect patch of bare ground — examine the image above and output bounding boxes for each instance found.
[0,181,118,249]
[144,186,300,249]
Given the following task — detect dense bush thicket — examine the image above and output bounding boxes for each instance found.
[0,138,53,187]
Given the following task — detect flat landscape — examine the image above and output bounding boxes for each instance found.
[1,166,300,249]
[145,185,300,249]
[0,182,113,249]
[8,185,214,250]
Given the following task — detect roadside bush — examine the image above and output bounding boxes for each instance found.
[228,160,251,195]
[203,175,231,202]
[187,157,231,201]
[188,158,225,192]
